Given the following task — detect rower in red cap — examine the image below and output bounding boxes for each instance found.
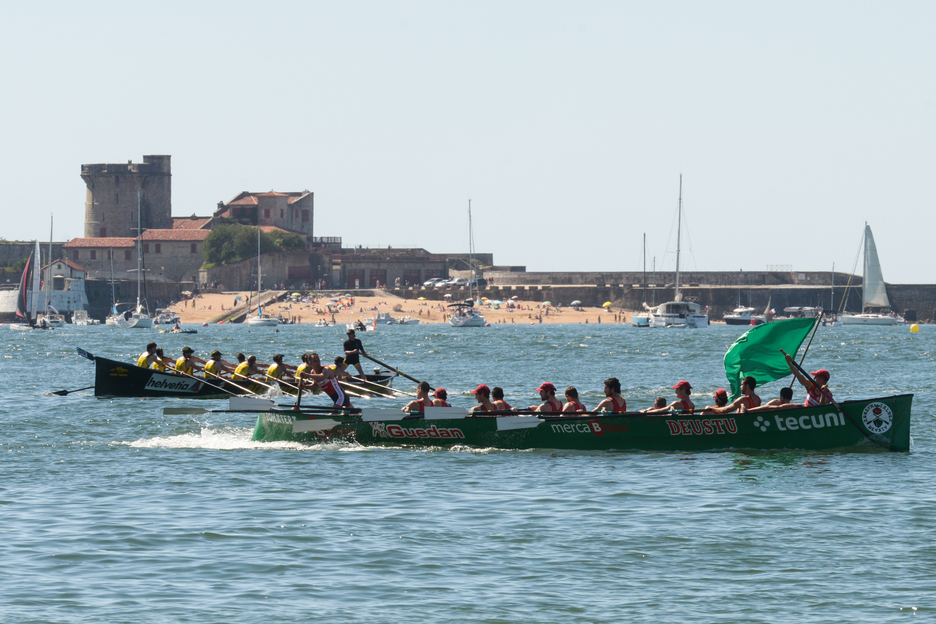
[784,351,833,406]
[432,387,450,407]
[641,380,695,414]
[469,384,495,413]
[531,382,563,413]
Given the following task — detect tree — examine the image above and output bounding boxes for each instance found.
[203,224,305,266]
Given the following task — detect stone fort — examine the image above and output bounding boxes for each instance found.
[82,155,173,238]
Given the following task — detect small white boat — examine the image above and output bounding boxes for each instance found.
[448,303,486,327]
[631,313,650,328]
[367,311,420,325]
[723,306,766,326]
[36,312,66,328]
[106,305,154,329]
[72,310,99,325]
[246,313,280,327]
[154,309,181,325]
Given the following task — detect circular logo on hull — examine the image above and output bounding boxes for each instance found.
[861,402,894,434]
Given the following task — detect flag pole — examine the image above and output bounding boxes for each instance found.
[790,312,823,388]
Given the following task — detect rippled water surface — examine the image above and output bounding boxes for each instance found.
[1,322,934,622]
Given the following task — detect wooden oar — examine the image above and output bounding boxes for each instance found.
[360,353,426,387]
[347,376,416,397]
[164,405,361,416]
[166,365,253,397]
[51,385,95,396]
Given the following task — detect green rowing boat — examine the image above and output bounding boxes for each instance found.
[251,394,912,452]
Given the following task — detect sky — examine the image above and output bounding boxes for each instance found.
[1,1,934,282]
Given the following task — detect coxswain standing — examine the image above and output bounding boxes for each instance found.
[641,380,695,414]
[402,381,433,413]
[300,352,353,408]
[469,384,496,413]
[137,342,158,368]
[343,329,367,378]
[783,350,833,406]
[531,382,563,413]
[594,378,627,413]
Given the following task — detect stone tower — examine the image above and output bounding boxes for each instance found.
[82,155,172,238]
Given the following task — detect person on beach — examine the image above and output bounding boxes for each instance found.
[531,382,563,413]
[469,384,496,413]
[344,329,367,377]
[137,342,158,368]
[491,387,511,411]
[742,387,799,413]
[299,352,352,408]
[702,377,761,414]
[432,388,451,407]
[594,378,627,413]
[783,350,833,406]
[562,386,587,413]
[402,381,433,413]
[641,380,695,414]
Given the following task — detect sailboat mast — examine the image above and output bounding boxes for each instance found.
[675,174,682,301]
[46,214,53,314]
[136,190,142,311]
[30,240,41,323]
[467,199,473,301]
[256,225,261,315]
[642,233,646,288]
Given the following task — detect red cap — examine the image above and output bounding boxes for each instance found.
[810,369,830,381]
[434,387,447,398]
[536,382,556,392]
[672,380,692,391]
[714,388,728,398]
[471,384,490,395]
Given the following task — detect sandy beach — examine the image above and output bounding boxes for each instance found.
[167,290,633,326]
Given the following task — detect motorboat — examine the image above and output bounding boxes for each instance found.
[723,306,766,326]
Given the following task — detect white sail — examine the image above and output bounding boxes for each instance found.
[862,224,890,308]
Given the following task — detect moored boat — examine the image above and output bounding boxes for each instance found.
[841,223,905,325]
[250,395,912,452]
[723,306,766,326]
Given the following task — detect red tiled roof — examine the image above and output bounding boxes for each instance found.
[173,217,211,229]
[141,229,211,241]
[64,237,136,248]
[228,196,259,205]
[43,259,87,272]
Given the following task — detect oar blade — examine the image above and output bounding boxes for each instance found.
[163,407,210,415]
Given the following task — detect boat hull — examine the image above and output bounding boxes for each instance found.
[94,356,266,398]
[252,394,912,452]
[840,314,904,326]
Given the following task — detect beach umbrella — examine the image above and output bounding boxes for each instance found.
[292,292,301,297]
[490,300,503,305]
[417,296,426,300]
[510,295,519,300]
[330,298,339,302]
[443,294,452,298]
[542,301,552,306]
[570,300,582,306]
[481,297,489,300]
[181,290,192,296]
[602,301,612,307]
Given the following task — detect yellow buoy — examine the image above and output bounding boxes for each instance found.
[910,324,920,333]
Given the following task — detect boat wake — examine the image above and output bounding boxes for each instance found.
[123,426,312,451]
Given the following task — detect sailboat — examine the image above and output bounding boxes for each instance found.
[245,226,279,326]
[106,191,153,328]
[37,215,66,328]
[646,176,709,328]
[9,243,39,330]
[632,233,651,327]
[840,224,904,325]
[449,199,486,328]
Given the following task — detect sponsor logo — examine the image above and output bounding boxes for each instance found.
[771,412,845,432]
[861,402,893,434]
[109,366,129,378]
[144,373,202,393]
[753,416,771,432]
[370,422,465,440]
[666,418,738,436]
[549,420,628,436]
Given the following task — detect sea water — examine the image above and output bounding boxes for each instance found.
[1,322,934,623]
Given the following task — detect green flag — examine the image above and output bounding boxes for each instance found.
[723,317,818,400]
